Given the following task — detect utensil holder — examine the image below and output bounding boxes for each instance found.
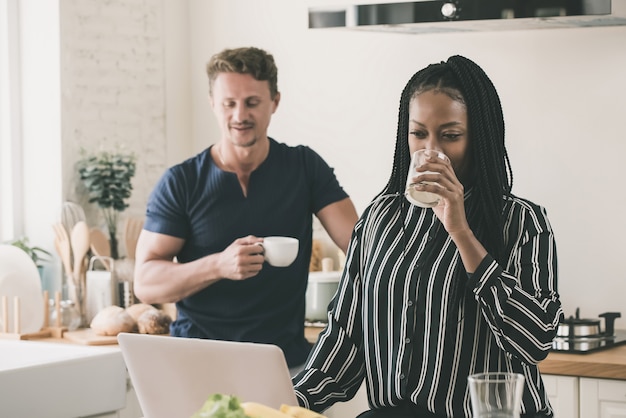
[85,256,117,323]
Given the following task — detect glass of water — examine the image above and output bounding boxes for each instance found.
[468,372,525,418]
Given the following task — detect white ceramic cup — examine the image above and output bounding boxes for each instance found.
[259,236,299,267]
[405,149,450,208]
[468,372,525,418]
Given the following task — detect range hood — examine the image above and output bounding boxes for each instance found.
[308,0,626,33]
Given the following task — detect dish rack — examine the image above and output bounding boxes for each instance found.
[0,290,67,340]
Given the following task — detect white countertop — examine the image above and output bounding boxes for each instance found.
[0,338,119,370]
[0,339,126,418]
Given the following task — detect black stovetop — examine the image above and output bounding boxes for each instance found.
[551,329,626,354]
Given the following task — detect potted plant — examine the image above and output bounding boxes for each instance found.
[76,148,137,259]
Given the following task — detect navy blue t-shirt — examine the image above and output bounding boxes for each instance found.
[144,138,349,366]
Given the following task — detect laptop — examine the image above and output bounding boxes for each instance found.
[117,333,298,418]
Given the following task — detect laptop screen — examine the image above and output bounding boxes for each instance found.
[117,333,298,418]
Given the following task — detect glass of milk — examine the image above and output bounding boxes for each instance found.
[405,149,450,208]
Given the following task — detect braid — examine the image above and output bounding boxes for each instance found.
[447,55,513,262]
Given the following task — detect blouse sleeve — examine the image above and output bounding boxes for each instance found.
[466,201,563,364]
[292,219,366,412]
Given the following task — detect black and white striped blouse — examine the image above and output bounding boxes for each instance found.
[293,190,563,417]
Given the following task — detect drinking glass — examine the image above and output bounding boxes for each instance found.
[468,372,525,418]
[405,149,450,208]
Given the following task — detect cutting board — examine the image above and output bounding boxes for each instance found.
[63,328,119,345]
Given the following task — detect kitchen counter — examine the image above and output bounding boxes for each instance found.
[305,326,626,380]
[0,338,127,418]
[539,345,626,380]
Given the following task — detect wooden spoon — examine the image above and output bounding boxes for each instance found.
[52,222,73,277]
[124,217,144,260]
[89,228,111,270]
[70,221,91,286]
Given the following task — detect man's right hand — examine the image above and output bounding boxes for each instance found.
[217,235,265,280]
[134,232,266,303]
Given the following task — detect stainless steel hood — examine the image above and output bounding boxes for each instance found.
[308,0,626,33]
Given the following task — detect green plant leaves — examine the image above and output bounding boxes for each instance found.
[77,150,136,213]
[4,236,52,267]
[77,149,137,259]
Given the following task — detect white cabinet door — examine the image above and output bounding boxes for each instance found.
[580,378,626,418]
[543,374,579,418]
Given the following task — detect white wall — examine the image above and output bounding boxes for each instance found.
[15,0,191,291]
[18,0,62,292]
[187,1,626,324]
[19,0,62,246]
[60,0,169,223]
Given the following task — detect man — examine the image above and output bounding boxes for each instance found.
[133,47,358,369]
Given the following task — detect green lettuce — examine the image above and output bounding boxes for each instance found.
[191,393,249,418]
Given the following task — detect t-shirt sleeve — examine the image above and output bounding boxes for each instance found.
[143,166,190,239]
[304,147,349,214]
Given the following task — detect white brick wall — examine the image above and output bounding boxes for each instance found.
[60,0,168,227]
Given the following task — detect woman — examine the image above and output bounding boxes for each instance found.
[292,55,563,417]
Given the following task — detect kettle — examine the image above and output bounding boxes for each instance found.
[557,309,621,339]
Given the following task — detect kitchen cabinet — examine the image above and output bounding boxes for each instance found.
[543,374,579,417]
[541,375,626,418]
[579,378,626,418]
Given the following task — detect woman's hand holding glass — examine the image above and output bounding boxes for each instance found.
[406,150,469,236]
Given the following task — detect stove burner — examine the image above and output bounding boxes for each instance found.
[552,310,625,354]
[552,330,626,353]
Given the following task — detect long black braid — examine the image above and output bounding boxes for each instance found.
[378,55,513,264]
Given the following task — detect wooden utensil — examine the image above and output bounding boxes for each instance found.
[61,201,86,238]
[54,238,71,278]
[124,217,144,260]
[52,222,73,277]
[71,221,91,285]
[89,228,111,270]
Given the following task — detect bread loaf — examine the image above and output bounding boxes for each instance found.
[90,305,137,336]
[137,308,172,335]
[125,303,158,322]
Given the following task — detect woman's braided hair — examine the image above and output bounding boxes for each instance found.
[381,55,513,261]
